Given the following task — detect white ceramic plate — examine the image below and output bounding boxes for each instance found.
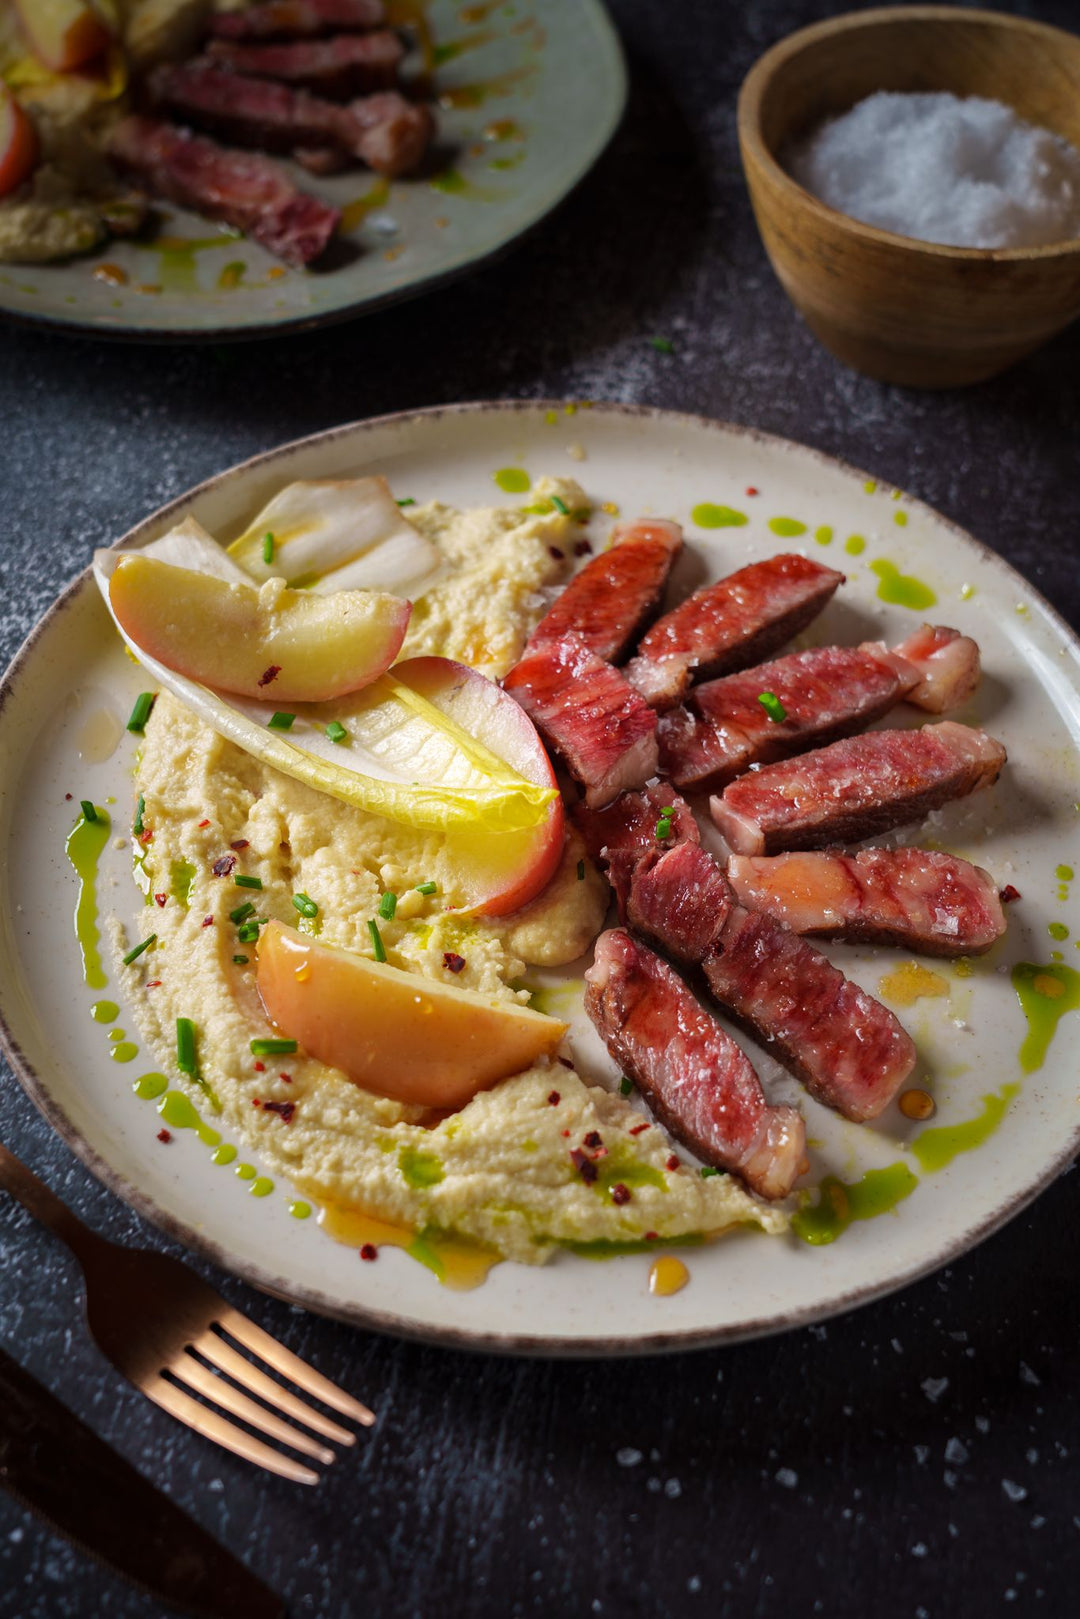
[3,401,1079,1356]
[0,1,625,340]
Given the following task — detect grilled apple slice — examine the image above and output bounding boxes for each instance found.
[108,554,410,703]
[0,87,37,199]
[256,921,567,1109]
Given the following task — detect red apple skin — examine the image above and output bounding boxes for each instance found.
[0,89,37,198]
[256,921,568,1109]
[14,0,112,72]
[392,657,565,916]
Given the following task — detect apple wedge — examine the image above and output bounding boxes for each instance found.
[256,921,568,1109]
[108,553,410,703]
[0,87,37,199]
[388,657,565,915]
[14,0,112,72]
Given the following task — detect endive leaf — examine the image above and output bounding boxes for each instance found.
[226,476,441,597]
[93,526,555,836]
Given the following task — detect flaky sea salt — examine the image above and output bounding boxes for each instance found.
[786,92,1080,248]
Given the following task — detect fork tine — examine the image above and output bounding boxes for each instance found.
[169,1351,338,1465]
[216,1307,376,1426]
[142,1374,321,1486]
[191,1330,356,1446]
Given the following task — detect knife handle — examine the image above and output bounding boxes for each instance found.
[0,1141,112,1273]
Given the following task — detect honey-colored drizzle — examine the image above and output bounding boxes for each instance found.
[318,1201,500,1290]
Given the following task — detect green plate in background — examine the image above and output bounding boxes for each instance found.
[0,0,625,341]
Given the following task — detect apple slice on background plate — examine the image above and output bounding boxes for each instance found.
[256,921,568,1109]
[13,0,112,72]
[107,553,411,703]
[0,86,38,199]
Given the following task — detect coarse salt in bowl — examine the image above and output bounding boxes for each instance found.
[737,6,1080,387]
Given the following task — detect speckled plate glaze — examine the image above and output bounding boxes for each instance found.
[0,1,625,341]
[3,401,1080,1357]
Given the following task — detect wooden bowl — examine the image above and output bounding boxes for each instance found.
[737,6,1080,387]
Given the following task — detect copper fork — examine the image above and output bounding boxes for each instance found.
[0,1141,374,1484]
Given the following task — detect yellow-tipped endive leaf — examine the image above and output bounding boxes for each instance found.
[226,476,441,596]
[93,529,556,838]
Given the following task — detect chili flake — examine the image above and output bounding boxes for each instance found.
[583,1130,603,1150]
[258,664,281,688]
[570,1148,598,1184]
[745,486,759,497]
[1000,884,1021,903]
[611,1183,631,1205]
[198,818,211,829]
[201,916,214,928]
[629,1122,650,1136]
[157,1129,172,1144]
[360,1244,378,1261]
[443,952,466,973]
[154,892,167,907]
[665,1155,680,1171]
[254,1061,266,1072]
[547,1091,561,1105]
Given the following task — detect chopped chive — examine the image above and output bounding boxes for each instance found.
[292,892,319,920]
[699,1165,721,1179]
[368,918,386,962]
[80,800,97,823]
[262,531,275,565]
[661,806,675,815]
[232,955,249,965]
[250,1038,298,1056]
[123,933,156,965]
[267,712,295,731]
[576,859,585,882]
[133,794,145,836]
[237,921,260,943]
[325,721,349,744]
[229,901,255,924]
[649,336,675,354]
[656,817,672,841]
[415,881,437,896]
[176,1017,196,1075]
[127,692,155,733]
[378,890,397,921]
[396,497,416,507]
[234,874,263,890]
[757,691,787,723]
[619,1076,633,1096]
[551,494,569,515]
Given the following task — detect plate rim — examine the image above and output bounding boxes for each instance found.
[2,397,1078,1358]
[0,0,627,346]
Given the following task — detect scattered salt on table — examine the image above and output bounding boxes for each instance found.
[785,91,1080,249]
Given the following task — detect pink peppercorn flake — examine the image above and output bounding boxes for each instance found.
[262,1100,296,1124]
[252,1097,261,1107]
[611,1182,631,1205]
[258,664,281,687]
[157,1129,172,1143]
[665,1154,679,1172]
[645,1230,659,1241]
[154,893,167,907]
[230,839,250,851]
[570,1148,598,1184]
[254,1061,266,1072]
[745,486,758,497]
[202,916,214,928]
[279,1072,292,1083]
[1000,884,1021,903]
[547,1090,561,1106]
[583,1130,603,1150]
[360,1243,377,1261]
[561,1129,570,1138]
[65,793,72,801]
[442,952,466,973]
[212,853,236,877]
[139,829,154,845]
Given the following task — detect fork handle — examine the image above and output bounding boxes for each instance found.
[0,1141,112,1272]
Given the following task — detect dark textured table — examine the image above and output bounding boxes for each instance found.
[3,2,1080,1615]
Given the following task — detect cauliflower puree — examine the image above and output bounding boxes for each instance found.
[120,482,786,1265]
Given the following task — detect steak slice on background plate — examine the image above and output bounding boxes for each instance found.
[206,31,406,98]
[711,722,1007,855]
[149,61,432,177]
[502,636,658,809]
[624,553,844,709]
[107,116,341,266]
[726,847,1007,956]
[527,518,683,664]
[585,930,806,1201]
[892,624,981,713]
[209,0,388,41]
